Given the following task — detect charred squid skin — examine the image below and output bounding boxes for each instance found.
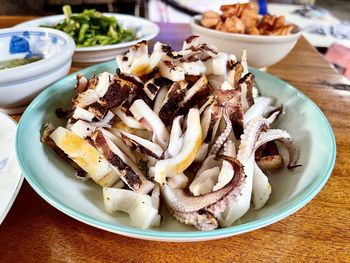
[88,75,143,120]
[55,108,73,119]
[160,43,183,59]
[185,74,201,86]
[120,131,163,159]
[92,130,146,192]
[238,73,255,111]
[158,81,188,125]
[226,61,243,88]
[115,71,144,88]
[224,89,244,140]
[214,81,245,140]
[182,35,200,50]
[72,75,99,109]
[73,74,97,95]
[144,77,173,100]
[176,76,214,116]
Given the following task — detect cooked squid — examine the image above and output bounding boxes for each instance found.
[42,36,300,231]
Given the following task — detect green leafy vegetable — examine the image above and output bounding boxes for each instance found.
[45,5,136,47]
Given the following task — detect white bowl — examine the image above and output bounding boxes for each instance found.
[15,14,160,63]
[0,27,75,114]
[191,15,301,68]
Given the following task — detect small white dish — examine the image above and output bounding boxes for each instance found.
[0,27,75,114]
[191,15,301,68]
[0,111,23,224]
[16,14,160,63]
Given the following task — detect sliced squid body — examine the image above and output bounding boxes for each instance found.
[144,77,173,101]
[92,130,154,194]
[154,109,202,184]
[165,116,184,158]
[103,188,160,229]
[112,108,146,130]
[211,52,228,75]
[201,101,222,144]
[213,140,236,191]
[43,37,301,231]
[158,81,188,124]
[168,173,189,189]
[178,75,212,114]
[252,162,271,210]
[194,143,209,162]
[180,60,206,76]
[190,140,236,196]
[159,60,185,81]
[217,117,270,226]
[226,59,242,87]
[241,49,249,76]
[153,86,169,116]
[75,89,100,108]
[190,167,220,196]
[218,156,254,227]
[93,110,115,127]
[100,128,137,163]
[72,107,95,122]
[244,96,276,127]
[182,35,200,50]
[95,72,113,97]
[70,120,96,138]
[151,184,160,210]
[116,41,150,76]
[74,74,88,93]
[49,127,119,187]
[129,99,170,149]
[120,130,163,159]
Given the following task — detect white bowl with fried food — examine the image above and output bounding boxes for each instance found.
[191,15,301,68]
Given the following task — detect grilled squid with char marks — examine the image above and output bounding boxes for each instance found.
[41,36,300,231]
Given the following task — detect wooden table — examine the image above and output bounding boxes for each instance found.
[1,17,350,262]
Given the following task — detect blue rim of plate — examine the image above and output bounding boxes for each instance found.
[16,62,336,241]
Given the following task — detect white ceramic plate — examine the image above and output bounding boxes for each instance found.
[0,112,23,224]
[16,61,336,241]
[15,14,159,62]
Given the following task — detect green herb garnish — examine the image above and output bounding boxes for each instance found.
[45,5,136,48]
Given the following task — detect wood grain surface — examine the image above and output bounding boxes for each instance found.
[1,17,350,263]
